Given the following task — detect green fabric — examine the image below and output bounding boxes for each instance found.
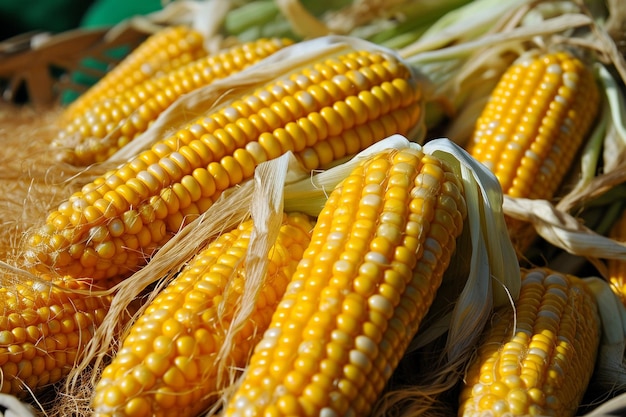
[0,0,94,40]
[79,0,163,27]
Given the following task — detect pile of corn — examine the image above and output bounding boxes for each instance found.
[2,0,626,416]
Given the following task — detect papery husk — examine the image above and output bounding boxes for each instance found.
[324,0,420,35]
[400,0,531,55]
[326,0,472,49]
[210,151,308,410]
[582,392,626,417]
[605,0,626,57]
[504,196,626,277]
[0,393,36,417]
[581,277,626,404]
[557,160,626,215]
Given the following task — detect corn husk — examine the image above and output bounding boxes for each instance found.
[503,197,626,277]
[0,393,36,417]
[582,277,626,396]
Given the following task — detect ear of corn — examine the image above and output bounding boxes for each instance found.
[223,145,467,417]
[90,212,314,417]
[458,268,601,417]
[62,25,207,122]
[465,49,600,251]
[54,38,294,166]
[24,42,425,280]
[467,49,599,199]
[608,209,626,306]
[0,275,119,398]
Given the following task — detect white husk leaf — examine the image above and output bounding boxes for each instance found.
[400,3,593,64]
[405,0,531,54]
[583,277,626,391]
[401,9,592,63]
[503,196,626,275]
[582,393,626,417]
[604,123,626,175]
[556,161,626,215]
[597,61,626,176]
[0,393,36,417]
[215,152,290,387]
[419,138,520,361]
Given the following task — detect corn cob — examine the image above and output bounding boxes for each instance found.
[224,145,467,416]
[62,25,207,122]
[24,45,424,280]
[0,275,118,397]
[608,209,626,306]
[55,38,294,166]
[467,49,599,198]
[91,212,314,417]
[458,268,601,417]
[465,49,599,250]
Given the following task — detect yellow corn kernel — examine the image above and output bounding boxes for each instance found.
[223,146,467,417]
[466,50,599,251]
[0,275,119,397]
[25,47,424,280]
[62,25,207,123]
[56,38,294,166]
[91,212,314,417]
[458,268,601,417]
